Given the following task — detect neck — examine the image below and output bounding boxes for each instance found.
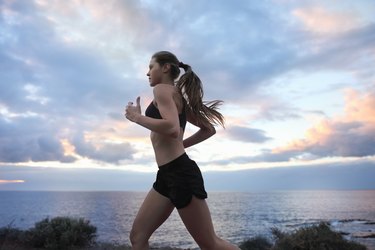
[160,79,174,86]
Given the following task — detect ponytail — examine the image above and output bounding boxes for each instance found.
[177,62,225,128]
[151,51,225,128]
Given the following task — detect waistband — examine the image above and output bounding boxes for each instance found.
[158,153,189,170]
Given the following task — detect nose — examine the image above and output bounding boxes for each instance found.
[146,70,150,76]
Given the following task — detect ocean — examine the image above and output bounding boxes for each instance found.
[1,190,374,249]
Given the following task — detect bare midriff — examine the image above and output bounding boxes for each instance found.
[150,128,185,166]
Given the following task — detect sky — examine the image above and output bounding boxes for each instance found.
[1,0,375,191]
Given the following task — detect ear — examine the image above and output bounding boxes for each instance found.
[162,63,171,73]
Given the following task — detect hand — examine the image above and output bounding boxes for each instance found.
[125,96,141,123]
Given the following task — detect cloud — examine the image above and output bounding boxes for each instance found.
[0,113,76,163]
[296,23,375,74]
[0,180,25,184]
[273,89,375,158]
[72,132,136,164]
[248,96,302,121]
[292,6,364,34]
[204,160,375,191]
[226,126,272,143]
[1,0,375,169]
[0,1,143,164]
[205,149,297,166]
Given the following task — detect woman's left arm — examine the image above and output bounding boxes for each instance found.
[183,110,216,148]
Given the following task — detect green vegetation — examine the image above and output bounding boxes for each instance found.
[0,217,96,249]
[239,235,272,250]
[0,218,368,250]
[240,223,367,250]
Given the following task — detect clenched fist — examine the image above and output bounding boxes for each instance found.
[125,96,141,123]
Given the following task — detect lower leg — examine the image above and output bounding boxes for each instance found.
[129,231,149,250]
[178,197,240,250]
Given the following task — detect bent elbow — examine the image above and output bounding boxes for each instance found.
[198,125,215,139]
[170,132,179,139]
[210,126,216,135]
[205,125,216,136]
[169,131,179,139]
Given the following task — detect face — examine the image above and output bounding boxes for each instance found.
[146,58,164,86]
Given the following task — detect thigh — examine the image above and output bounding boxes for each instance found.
[131,188,175,238]
[177,196,217,246]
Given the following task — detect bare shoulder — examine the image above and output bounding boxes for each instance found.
[153,84,175,100]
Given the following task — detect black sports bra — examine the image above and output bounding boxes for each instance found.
[145,101,187,130]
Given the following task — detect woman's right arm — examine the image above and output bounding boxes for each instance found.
[183,111,216,148]
[125,86,181,138]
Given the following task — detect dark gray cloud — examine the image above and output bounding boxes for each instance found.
[204,149,297,166]
[72,133,135,164]
[0,115,76,163]
[247,97,303,121]
[204,160,375,191]
[225,126,272,143]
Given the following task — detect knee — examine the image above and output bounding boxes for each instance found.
[129,228,136,245]
[129,227,148,247]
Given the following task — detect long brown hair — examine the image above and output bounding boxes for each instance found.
[152,51,225,128]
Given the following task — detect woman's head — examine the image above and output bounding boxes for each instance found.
[151,51,181,80]
[150,51,225,127]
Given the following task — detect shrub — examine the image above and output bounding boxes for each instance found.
[239,223,367,250]
[239,235,272,250]
[24,217,97,249]
[0,226,25,246]
[271,222,366,250]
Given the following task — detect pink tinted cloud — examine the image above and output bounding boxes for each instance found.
[0,180,25,184]
[344,89,375,123]
[292,6,363,34]
[274,89,375,157]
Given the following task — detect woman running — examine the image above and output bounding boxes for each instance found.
[125,51,239,250]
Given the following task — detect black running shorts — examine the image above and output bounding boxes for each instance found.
[153,153,208,209]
